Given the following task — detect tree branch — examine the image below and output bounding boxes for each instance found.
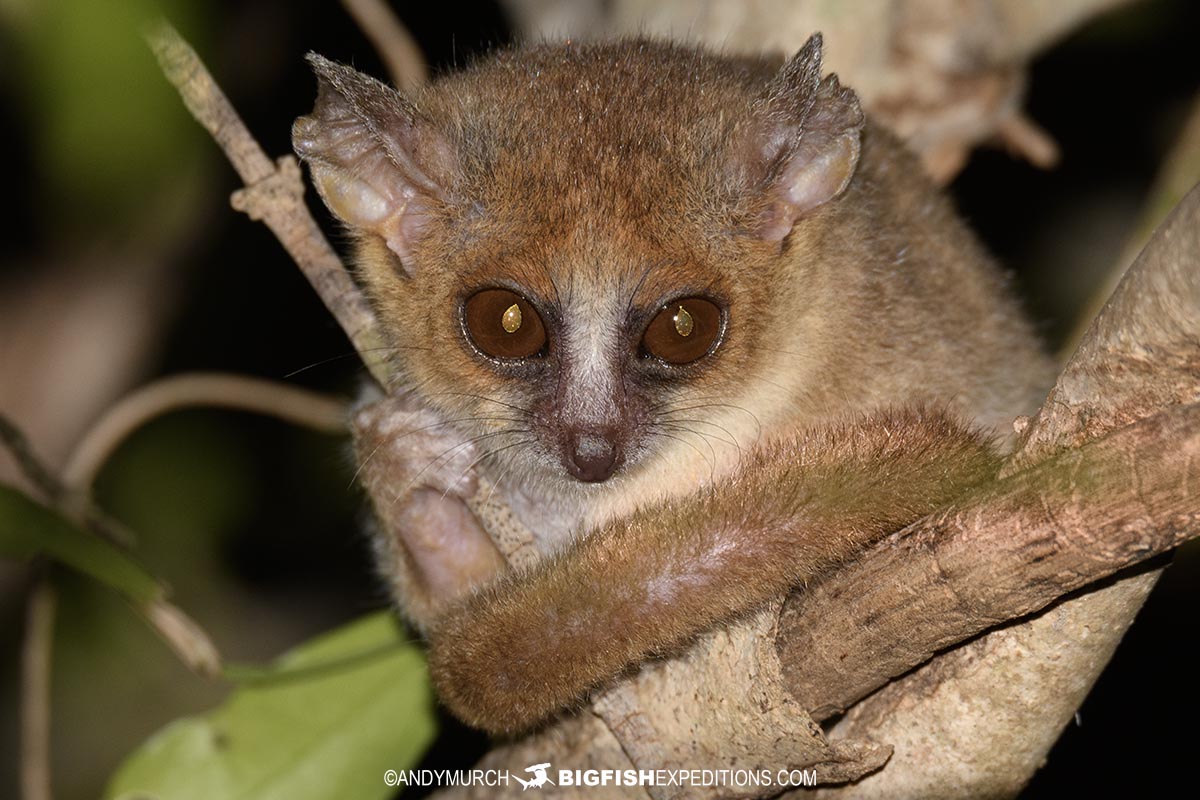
[62,372,347,490]
[779,400,1200,718]
[143,20,390,387]
[0,416,66,506]
[792,182,1200,798]
[340,0,428,93]
[777,179,1200,719]
[3,371,346,682]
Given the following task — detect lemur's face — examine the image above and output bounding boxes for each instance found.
[293,40,862,497]
[379,216,781,498]
[457,280,727,484]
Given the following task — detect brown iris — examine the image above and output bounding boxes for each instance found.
[642,297,722,364]
[463,289,547,359]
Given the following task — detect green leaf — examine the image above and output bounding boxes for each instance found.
[104,611,436,800]
[0,485,161,603]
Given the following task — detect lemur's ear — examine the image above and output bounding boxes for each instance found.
[292,54,455,273]
[737,35,865,242]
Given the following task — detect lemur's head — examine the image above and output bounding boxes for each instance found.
[293,37,862,499]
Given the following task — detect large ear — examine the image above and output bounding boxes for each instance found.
[292,54,454,272]
[742,35,864,242]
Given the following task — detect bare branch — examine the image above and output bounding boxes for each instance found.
[62,372,347,490]
[779,401,1200,718]
[143,20,390,387]
[341,0,429,92]
[143,598,223,679]
[0,416,65,505]
[777,180,1200,719]
[3,372,339,680]
[795,182,1200,798]
[1010,186,1200,470]
[1,412,137,548]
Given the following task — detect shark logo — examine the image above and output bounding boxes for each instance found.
[514,763,554,791]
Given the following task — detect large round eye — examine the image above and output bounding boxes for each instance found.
[463,289,547,359]
[641,297,723,364]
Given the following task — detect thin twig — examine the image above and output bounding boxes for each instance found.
[341,0,429,92]
[20,573,55,800]
[0,416,64,505]
[54,373,345,676]
[143,598,223,679]
[62,372,347,490]
[144,20,391,387]
[6,372,343,679]
[1,412,137,548]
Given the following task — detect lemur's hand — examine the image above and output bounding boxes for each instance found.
[352,393,506,632]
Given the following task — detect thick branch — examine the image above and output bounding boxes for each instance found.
[778,181,1200,719]
[1009,191,1200,472]
[779,401,1200,718]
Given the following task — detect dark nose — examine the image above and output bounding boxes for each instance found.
[565,428,620,483]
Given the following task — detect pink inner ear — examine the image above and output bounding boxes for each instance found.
[382,195,437,269]
[309,154,443,274]
[294,59,457,275]
[757,133,860,243]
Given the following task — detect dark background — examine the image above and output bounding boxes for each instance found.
[1,1,1198,797]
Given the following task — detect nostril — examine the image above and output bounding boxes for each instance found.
[567,431,619,483]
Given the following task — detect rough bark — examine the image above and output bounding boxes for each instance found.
[437,604,893,800]
[809,181,1199,798]
[146,13,1199,799]
[778,401,1200,720]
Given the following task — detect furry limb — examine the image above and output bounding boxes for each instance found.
[427,407,999,734]
[810,181,1200,798]
[779,400,1200,718]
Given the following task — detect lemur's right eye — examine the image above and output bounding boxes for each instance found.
[463,289,547,359]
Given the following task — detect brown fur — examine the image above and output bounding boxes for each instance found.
[427,407,999,734]
[293,37,1053,734]
[295,39,1050,510]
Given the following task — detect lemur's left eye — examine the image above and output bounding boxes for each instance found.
[642,297,722,364]
[463,289,547,359]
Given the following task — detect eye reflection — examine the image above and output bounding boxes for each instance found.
[464,289,547,359]
[642,297,722,364]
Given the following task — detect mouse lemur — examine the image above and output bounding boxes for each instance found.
[293,34,1052,734]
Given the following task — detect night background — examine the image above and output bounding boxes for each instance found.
[1,1,1198,797]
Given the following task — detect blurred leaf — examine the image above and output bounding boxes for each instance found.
[97,412,257,581]
[16,0,206,231]
[0,484,160,603]
[104,611,436,800]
